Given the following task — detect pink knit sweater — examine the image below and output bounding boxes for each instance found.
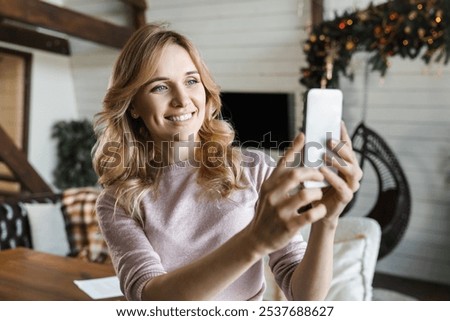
[96,150,307,300]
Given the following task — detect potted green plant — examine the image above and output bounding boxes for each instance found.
[51,119,98,189]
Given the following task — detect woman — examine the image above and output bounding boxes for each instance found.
[92,24,362,301]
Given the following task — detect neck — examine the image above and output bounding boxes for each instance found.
[153,136,201,166]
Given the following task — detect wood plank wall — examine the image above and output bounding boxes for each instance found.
[341,54,450,285]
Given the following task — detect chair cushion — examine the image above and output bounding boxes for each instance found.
[320,217,381,301]
[0,194,62,251]
[326,235,369,300]
[62,187,110,264]
[22,202,71,256]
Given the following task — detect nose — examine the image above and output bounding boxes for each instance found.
[171,86,189,108]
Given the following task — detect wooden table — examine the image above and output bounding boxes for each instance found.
[0,247,124,300]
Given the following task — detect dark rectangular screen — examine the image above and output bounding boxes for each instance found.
[220,92,295,150]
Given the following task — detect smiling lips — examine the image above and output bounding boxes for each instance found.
[166,112,194,122]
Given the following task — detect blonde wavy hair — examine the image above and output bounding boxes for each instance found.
[92,24,245,224]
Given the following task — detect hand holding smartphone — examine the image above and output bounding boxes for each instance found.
[302,89,343,188]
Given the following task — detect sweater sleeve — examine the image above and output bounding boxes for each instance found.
[247,149,308,300]
[96,190,166,300]
[268,233,307,301]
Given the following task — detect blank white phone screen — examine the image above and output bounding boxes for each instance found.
[303,88,343,188]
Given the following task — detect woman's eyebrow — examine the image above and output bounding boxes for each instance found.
[146,76,168,84]
[146,71,199,86]
[186,70,199,76]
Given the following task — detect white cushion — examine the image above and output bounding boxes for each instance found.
[22,202,70,256]
[300,217,380,300]
[326,236,368,300]
[328,217,381,300]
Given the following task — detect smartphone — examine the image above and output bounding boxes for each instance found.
[302,88,343,188]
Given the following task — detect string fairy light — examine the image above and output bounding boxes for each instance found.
[300,0,450,89]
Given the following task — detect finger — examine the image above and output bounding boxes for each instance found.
[264,146,300,186]
[292,203,327,229]
[277,133,304,170]
[279,188,324,216]
[327,139,355,165]
[265,167,324,205]
[328,122,357,163]
[324,151,352,175]
[340,121,352,147]
[320,166,355,202]
[323,152,363,190]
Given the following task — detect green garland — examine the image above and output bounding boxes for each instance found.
[300,0,450,89]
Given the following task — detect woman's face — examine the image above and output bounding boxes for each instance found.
[133,44,207,145]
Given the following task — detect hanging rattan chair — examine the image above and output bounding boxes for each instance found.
[342,122,411,259]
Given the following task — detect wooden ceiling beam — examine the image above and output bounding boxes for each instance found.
[0,21,70,55]
[311,0,324,26]
[0,0,134,49]
[120,0,147,30]
[120,0,147,10]
[0,125,52,194]
[130,6,147,29]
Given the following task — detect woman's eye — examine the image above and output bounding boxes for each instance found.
[187,79,199,86]
[151,85,167,93]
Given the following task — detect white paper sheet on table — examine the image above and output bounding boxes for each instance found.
[74,276,123,300]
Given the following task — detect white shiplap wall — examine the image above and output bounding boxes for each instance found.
[146,0,311,159]
[324,1,450,285]
[147,0,309,101]
[67,0,311,120]
[341,55,450,285]
[63,0,127,120]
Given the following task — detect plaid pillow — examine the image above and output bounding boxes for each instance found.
[62,187,110,264]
